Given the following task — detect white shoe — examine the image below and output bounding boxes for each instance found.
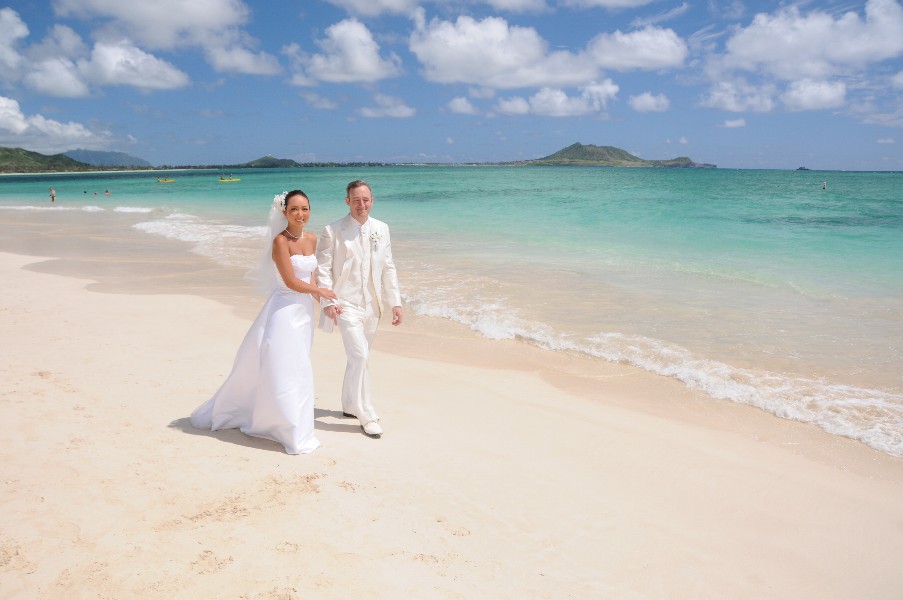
[362,420,383,438]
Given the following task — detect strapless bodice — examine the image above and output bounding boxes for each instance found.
[276,254,317,292]
[290,253,317,273]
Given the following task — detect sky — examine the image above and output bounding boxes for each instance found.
[1,0,902,170]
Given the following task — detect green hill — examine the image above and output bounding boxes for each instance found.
[524,143,714,168]
[65,148,152,167]
[0,147,93,173]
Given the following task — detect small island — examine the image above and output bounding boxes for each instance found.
[509,143,716,168]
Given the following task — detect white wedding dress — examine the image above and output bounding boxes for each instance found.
[190,254,320,454]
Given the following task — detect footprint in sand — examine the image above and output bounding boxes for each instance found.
[187,495,251,523]
[191,550,233,575]
[0,540,34,572]
[239,586,300,600]
[435,516,471,537]
[275,541,301,553]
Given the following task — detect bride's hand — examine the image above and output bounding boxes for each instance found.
[318,287,338,301]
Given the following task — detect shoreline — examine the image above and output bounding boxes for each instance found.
[1,205,900,470]
[0,167,212,177]
[2,248,903,597]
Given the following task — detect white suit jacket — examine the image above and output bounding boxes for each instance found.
[315,214,402,332]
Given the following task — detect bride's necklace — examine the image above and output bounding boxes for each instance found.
[283,228,303,240]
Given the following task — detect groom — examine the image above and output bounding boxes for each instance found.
[316,179,403,439]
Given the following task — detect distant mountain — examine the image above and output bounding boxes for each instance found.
[522,143,716,168]
[64,149,152,167]
[0,146,92,173]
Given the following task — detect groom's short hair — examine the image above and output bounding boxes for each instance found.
[346,179,371,196]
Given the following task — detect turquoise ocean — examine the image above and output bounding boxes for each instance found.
[2,167,901,457]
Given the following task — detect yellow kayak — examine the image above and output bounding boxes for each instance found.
[157,178,175,183]
[218,177,240,182]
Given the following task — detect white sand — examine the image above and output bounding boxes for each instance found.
[2,251,902,599]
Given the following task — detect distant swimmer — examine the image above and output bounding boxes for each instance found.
[823,181,827,190]
[49,187,55,203]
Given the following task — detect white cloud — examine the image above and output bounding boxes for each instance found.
[701,80,776,112]
[496,96,530,115]
[0,8,28,76]
[18,25,89,97]
[77,40,190,90]
[26,24,88,61]
[290,19,401,85]
[0,96,28,134]
[9,18,191,96]
[587,27,688,71]
[446,136,455,144]
[631,2,689,27]
[359,94,415,118]
[411,12,680,90]
[53,0,250,50]
[892,71,903,88]
[709,0,746,21]
[0,95,111,153]
[302,92,339,109]
[52,0,280,76]
[629,92,669,112]
[877,137,896,143]
[781,79,846,111]
[719,0,903,81]
[723,118,746,128]
[324,0,418,17]
[485,0,549,11]
[561,0,654,7]
[496,80,618,116]
[24,57,90,97]
[205,45,281,75]
[679,136,688,144]
[448,97,479,115]
[410,13,591,88]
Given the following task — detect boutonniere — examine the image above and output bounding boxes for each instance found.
[369,231,382,248]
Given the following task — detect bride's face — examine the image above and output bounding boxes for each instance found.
[283,195,310,228]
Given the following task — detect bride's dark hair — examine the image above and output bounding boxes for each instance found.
[284,189,309,206]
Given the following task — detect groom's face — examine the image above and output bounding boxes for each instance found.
[346,185,373,223]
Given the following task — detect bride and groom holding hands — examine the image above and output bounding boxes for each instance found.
[190,180,403,454]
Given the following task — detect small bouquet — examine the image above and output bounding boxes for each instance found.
[369,230,382,250]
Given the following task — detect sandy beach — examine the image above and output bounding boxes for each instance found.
[2,246,903,599]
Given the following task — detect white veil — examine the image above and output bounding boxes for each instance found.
[245,191,288,295]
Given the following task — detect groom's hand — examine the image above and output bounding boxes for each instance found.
[391,306,403,326]
[324,305,341,325]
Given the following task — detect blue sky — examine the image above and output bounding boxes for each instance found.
[1,0,902,169]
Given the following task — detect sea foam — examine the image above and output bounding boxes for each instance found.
[133,213,266,267]
[408,292,903,458]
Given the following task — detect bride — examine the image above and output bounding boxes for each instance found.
[190,190,336,454]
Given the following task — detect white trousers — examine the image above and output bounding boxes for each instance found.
[336,301,380,424]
